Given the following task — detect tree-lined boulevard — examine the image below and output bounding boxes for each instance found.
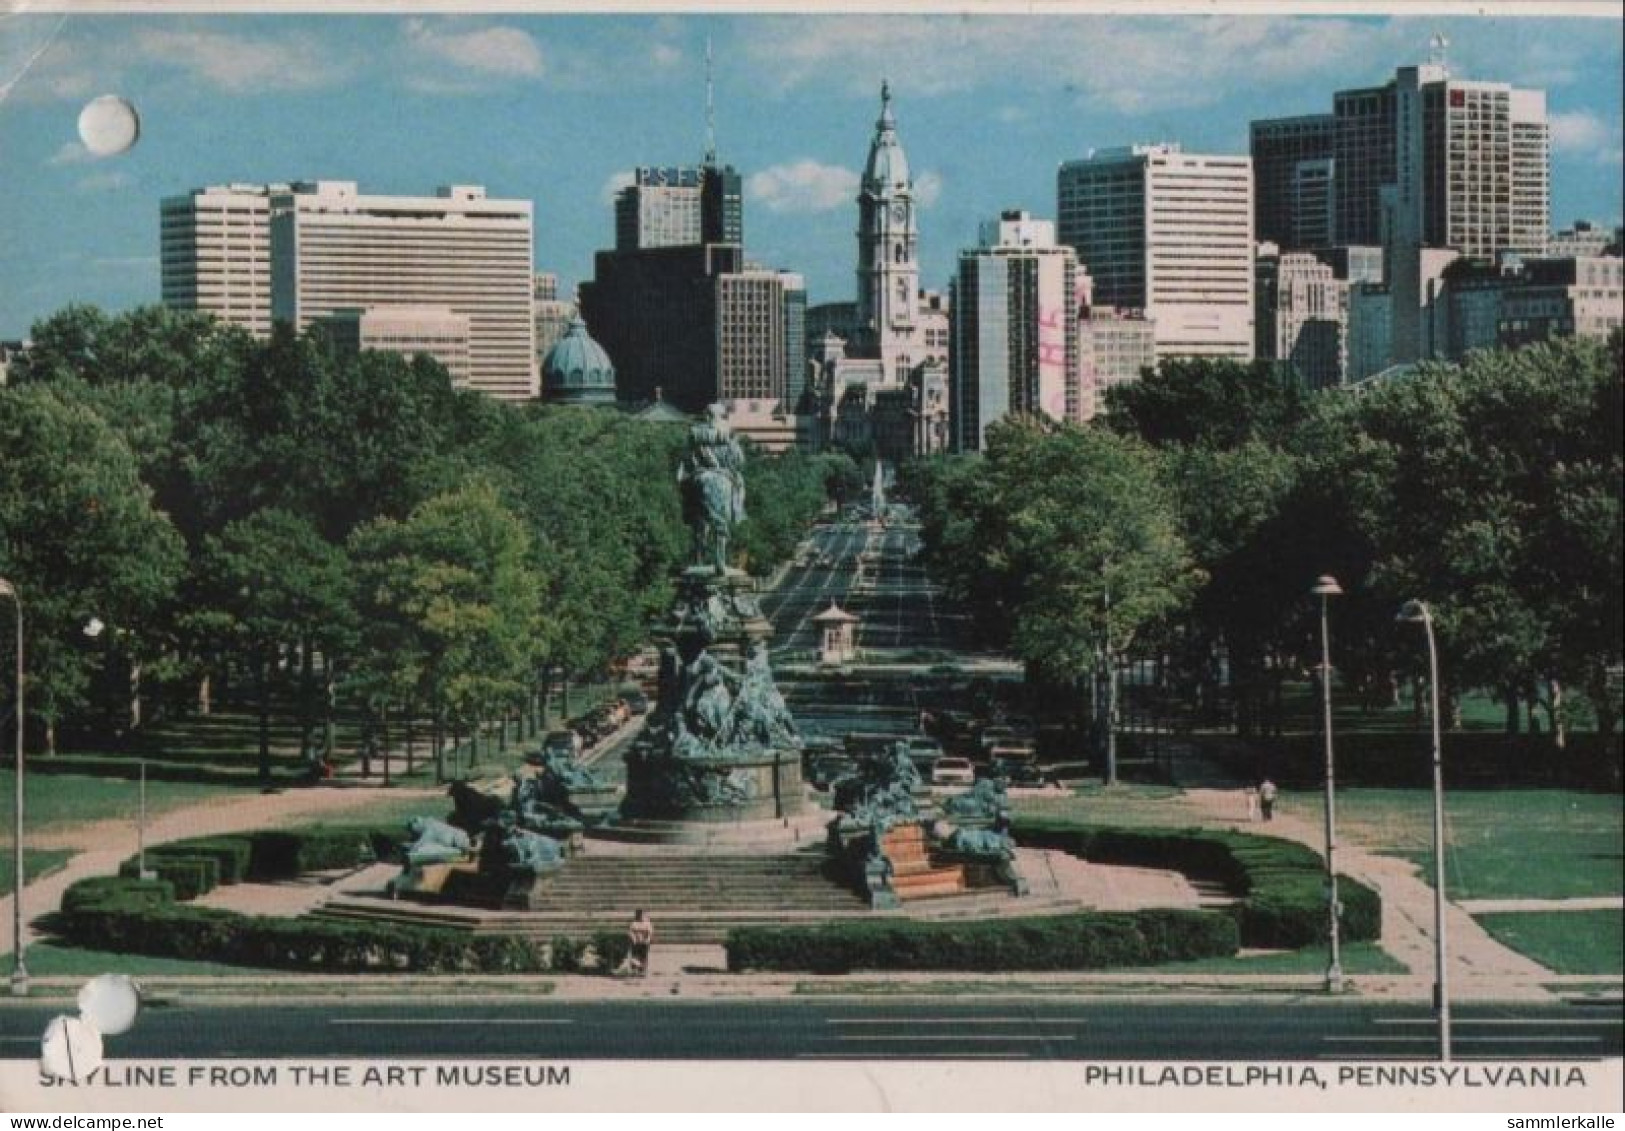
[0,307,1619,1073]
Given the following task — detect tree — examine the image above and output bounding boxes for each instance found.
[915,417,1197,782]
[0,386,184,752]
[1104,357,1313,449]
[348,481,540,781]
[199,509,354,784]
[993,420,1198,783]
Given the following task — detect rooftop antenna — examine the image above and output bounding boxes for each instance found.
[1429,32,1450,75]
[703,34,717,167]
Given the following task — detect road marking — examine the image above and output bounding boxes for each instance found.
[827,1017,1059,1025]
[1325,1034,1599,1043]
[798,1052,1027,1059]
[824,1034,1078,1042]
[1374,1018,1620,1028]
[330,1018,574,1026]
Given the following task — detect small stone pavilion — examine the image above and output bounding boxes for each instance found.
[813,602,860,666]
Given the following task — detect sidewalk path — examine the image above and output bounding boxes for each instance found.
[1170,734,1560,988]
[1,781,444,959]
[1458,896,1624,913]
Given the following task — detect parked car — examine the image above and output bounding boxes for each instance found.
[982,757,1047,787]
[988,738,1038,763]
[930,756,976,787]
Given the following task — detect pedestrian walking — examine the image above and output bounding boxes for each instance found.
[1259,778,1278,821]
[627,909,654,977]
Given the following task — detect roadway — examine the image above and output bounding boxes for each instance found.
[762,516,978,744]
[2,997,1619,1060]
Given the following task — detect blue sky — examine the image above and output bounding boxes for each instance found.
[0,11,1620,338]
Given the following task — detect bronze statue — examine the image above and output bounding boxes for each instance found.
[678,404,747,571]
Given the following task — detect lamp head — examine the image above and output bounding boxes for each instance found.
[83,617,105,639]
[0,578,15,598]
[1311,575,1343,598]
[1395,599,1429,624]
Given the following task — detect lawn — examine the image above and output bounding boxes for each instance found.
[0,769,236,843]
[0,848,76,896]
[19,942,282,978]
[1282,787,1624,901]
[1134,942,1404,976]
[1474,911,1624,975]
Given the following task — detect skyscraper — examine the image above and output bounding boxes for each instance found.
[1057,144,1254,363]
[1387,61,1550,362]
[613,164,743,251]
[1249,114,1335,249]
[160,183,288,339]
[950,211,1080,452]
[716,268,805,402]
[164,181,535,399]
[267,181,536,400]
[1332,82,1398,247]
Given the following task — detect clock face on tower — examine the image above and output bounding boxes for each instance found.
[891,202,908,224]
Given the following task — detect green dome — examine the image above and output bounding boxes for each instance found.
[543,317,617,405]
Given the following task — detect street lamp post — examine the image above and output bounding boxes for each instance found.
[0,578,27,996]
[85,618,152,880]
[1311,575,1344,994]
[1398,599,1450,1062]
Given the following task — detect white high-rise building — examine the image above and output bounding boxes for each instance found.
[950,210,1081,452]
[1387,64,1549,364]
[1057,144,1255,363]
[160,184,289,339]
[269,181,536,400]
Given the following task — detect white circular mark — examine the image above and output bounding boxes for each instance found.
[40,1015,104,1082]
[78,974,141,1036]
[77,94,140,157]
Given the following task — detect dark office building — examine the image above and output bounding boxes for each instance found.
[1250,114,1335,249]
[578,242,745,412]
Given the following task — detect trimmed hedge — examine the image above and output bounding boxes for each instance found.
[1012,818,1382,950]
[52,875,559,974]
[61,876,174,914]
[119,854,220,902]
[244,825,386,879]
[728,909,1237,973]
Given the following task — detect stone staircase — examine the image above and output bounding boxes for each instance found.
[882,824,966,901]
[314,850,869,944]
[309,848,1095,943]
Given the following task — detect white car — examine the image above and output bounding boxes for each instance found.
[930,757,976,787]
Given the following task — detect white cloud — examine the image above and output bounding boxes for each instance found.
[1549,110,1619,155]
[132,29,343,93]
[48,141,93,166]
[600,169,635,206]
[737,16,1417,116]
[403,19,544,80]
[913,170,943,208]
[748,160,859,214]
[74,170,131,194]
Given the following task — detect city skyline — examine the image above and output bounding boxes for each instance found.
[1,11,1621,339]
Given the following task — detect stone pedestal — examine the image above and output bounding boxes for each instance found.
[623,747,805,822]
[619,563,811,825]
